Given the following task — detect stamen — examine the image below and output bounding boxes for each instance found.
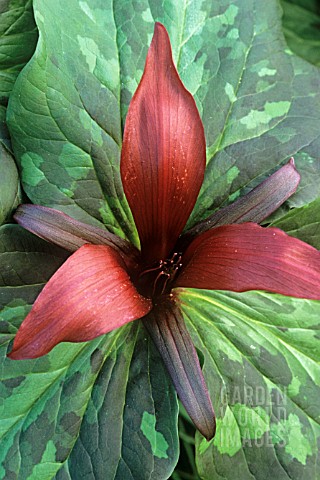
[153,271,171,296]
[138,260,164,278]
[138,252,183,297]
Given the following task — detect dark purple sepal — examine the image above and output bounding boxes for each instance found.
[143,299,216,440]
[14,204,140,271]
[180,158,300,247]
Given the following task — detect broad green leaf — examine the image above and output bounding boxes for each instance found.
[7,0,137,243]
[271,198,320,249]
[0,145,20,224]
[54,327,179,480]
[281,0,320,67]
[0,224,68,329]
[0,0,38,148]
[1,324,178,479]
[178,289,320,480]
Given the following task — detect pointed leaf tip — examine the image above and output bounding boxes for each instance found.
[143,301,216,440]
[8,244,152,360]
[121,23,206,264]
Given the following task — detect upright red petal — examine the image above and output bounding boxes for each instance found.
[9,245,152,359]
[121,23,206,264]
[175,223,320,300]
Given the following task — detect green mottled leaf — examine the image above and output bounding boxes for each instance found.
[7,0,137,243]
[178,289,320,480]
[54,327,178,480]
[0,145,20,224]
[0,324,178,479]
[8,0,320,235]
[281,0,320,67]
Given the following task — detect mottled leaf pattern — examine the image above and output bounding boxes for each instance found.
[114,0,320,226]
[1,324,178,479]
[2,0,320,479]
[179,289,320,480]
[54,327,178,480]
[7,0,137,243]
[0,226,178,478]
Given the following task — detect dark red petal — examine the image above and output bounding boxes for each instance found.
[121,23,206,264]
[143,301,215,440]
[14,204,139,272]
[180,158,300,246]
[8,245,152,360]
[175,223,320,300]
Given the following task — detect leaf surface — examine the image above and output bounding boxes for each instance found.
[271,198,320,249]
[0,0,38,148]
[178,289,320,480]
[0,145,20,224]
[7,0,137,243]
[281,0,320,67]
[114,0,320,226]
[0,226,178,479]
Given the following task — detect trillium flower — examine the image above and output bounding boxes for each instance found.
[9,23,320,440]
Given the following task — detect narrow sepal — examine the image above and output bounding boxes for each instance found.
[121,23,206,264]
[9,244,152,359]
[143,300,216,440]
[180,158,300,246]
[176,223,320,300]
[14,204,139,271]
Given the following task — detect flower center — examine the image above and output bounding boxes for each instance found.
[138,252,183,298]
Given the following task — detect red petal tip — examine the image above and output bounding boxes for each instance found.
[121,23,206,263]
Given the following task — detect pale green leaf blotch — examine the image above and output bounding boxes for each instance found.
[140,411,169,459]
[270,413,312,465]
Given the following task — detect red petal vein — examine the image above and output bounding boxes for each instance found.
[121,23,206,263]
[175,223,320,300]
[9,245,152,359]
